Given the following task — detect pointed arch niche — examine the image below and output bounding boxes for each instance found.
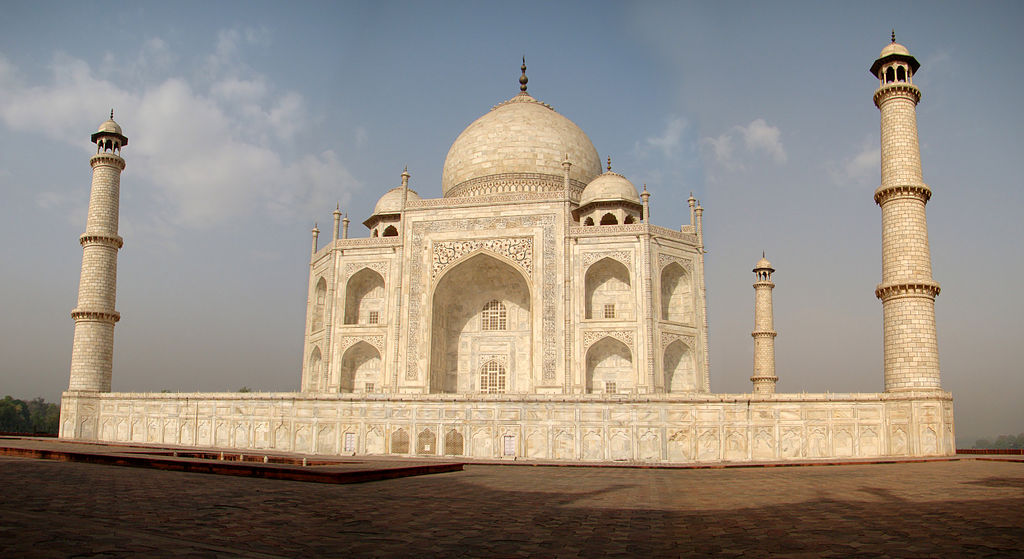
[660,262,692,323]
[339,341,381,393]
[429,252,531,394]
[307,347,323,392]
[585,337,633,394]
[311,277,327,331]
[664,339,697,392]
[344,268,385,325]
[584,258,632,320]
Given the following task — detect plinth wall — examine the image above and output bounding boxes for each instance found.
[60,391,954,463]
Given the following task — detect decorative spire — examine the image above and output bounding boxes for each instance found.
[519,57,528,93]
[606,156,612,172]
[891,29,896,43]
[110,109,114,120]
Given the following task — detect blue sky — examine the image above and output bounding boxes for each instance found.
[1,1,1021,444]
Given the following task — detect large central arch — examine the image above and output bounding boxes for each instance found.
[429,252,532,394]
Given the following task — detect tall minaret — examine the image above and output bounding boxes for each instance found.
[68,112,127,392]
[751,254,778,394]
[871,34,942,392]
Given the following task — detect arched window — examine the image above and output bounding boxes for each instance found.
[885,67,895,83]
[481,300,507,331]
[585,258,632,320]
[896,66,906,82]
[623,215,635,224]
[584,217,594,226]
[383,225,398,237]
[600,213,618,225]
[480,360,506,394]
[345,268,385,325]
[660,262,692,322]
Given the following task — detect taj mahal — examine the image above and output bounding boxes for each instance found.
[59,37,955,463]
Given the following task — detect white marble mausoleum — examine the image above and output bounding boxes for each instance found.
[60,40,955,463]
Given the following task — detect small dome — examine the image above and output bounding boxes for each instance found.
[373,186,421,215]
[97,118,122,135]
[754,256,774,271]
[880,42,910,57]
[579,171,641,207]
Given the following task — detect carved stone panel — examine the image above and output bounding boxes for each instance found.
[432,238,533,280]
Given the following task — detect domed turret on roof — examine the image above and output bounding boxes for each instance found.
[372,186,421,216]
[579,171,641,207]
[441,61,602,199]
[364,170,419,238]
[575,159,643,226]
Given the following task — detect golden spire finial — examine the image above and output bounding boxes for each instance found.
[891,29,896,43]
[519,56,528,92]
[110,109,114,120]
[606,156,612,172]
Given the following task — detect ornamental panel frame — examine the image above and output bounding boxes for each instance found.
[581,250,633,272]
[407,214,557,381]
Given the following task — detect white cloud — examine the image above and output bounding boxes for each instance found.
[700,118,786,170]
[739,118,786,163]
[827,141,879,187]
[636,116,688,159]
[0,32,360,230]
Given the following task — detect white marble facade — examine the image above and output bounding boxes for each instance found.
[61,44,955,462]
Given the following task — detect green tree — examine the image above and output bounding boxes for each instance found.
[0,396,60,434]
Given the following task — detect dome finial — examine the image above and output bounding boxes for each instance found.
[519,56,528,93]
[110,109,114,120]
[606,156,612,172]
[891,29,896,43]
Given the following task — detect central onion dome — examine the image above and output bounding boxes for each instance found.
[441,61,602,198]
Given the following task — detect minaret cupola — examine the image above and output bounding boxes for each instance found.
[91,110,128,154]
[870,31,920,85]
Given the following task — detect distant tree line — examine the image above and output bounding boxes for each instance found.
[974,433,1024,449]
[0,396,60,434]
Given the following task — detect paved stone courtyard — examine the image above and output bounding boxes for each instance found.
[1,456,1021,557]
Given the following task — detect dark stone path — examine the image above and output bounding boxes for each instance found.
[1,452,1021,557]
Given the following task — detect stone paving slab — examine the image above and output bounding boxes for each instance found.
[1,449,1022,557]
[0,437,463,484]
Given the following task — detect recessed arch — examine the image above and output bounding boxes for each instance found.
[600,212,618,225]
[429,252,531,394]
[623,215,635,224]
[885,66,895,83]
[896,65,906,81]
[584,216,594,226]
[307,346,323,392]
[339,341,381,393]
[344,268,385,325]
[585,337,633,394]
[660,262,692,322]
[382,225,398,237]
[311,277,327,331]
[664,339,697,392]
[585,257,632,320]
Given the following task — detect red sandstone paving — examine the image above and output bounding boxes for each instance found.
[0,457,1022,558]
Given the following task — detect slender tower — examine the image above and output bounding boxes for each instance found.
[68,112,127,392]
[871,34,942,392]
[751,254,778,394]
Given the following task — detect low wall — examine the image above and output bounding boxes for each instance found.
[59,391,955,463]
